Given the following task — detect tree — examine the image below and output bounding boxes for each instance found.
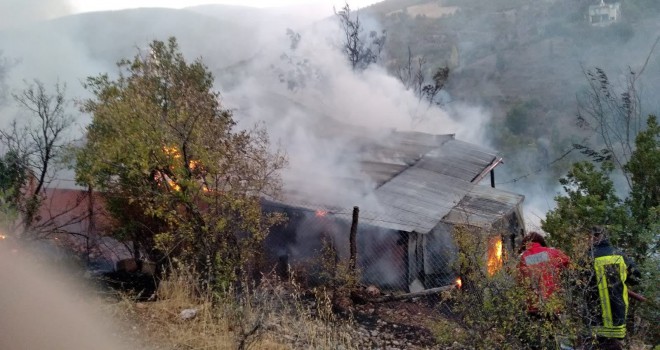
[542,161,629,256]
[421,66,450,105]
[576,64,650,187]
[0,80,75,238]
[542,115,659,343]
[0,151,27,206]
[396,47,450,106]
[272,28,323,92]
[575,40,657,161]
[624,115,660,233]
[542,114,657,303]
[550,59,660,261]
[543,115,658,261]
[335,3,386,71]
[545,60,660,342]
[0,151,26,225]
[76,37,287,288]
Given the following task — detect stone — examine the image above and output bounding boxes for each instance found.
[179,308,197,320]
[366,285,380,297]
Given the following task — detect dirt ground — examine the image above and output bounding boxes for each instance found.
[346,290,453,349]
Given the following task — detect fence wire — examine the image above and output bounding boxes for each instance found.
[260,199,468,292]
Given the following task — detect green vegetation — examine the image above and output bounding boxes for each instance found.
[542,63,659,343]
[433,226,592,349]
[75,37,287,289]
[0,151,26,212]
[1,0,658,346]
[542,115,659,343]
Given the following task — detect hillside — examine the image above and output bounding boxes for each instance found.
[369,0,660,112]
[2,0,659,211]
[363,0,660,190]
[0,3,657,349]
[0,7,258,96]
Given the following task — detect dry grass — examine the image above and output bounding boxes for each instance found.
[107,270,360,350]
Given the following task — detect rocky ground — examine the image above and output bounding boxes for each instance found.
[350,301,441,349]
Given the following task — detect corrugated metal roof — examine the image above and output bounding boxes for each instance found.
[442,185,525,228]
[415,139,498,183]
[370,167,473,233]
[269,129,519,234]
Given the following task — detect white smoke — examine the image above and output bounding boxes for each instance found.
[0,3,492,200]
[219,12,489,207]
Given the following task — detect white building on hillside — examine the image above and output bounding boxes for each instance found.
[589,0,621,26]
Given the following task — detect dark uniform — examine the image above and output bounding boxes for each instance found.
[585,238,641,350]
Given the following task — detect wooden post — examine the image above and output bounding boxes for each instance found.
[349,206,359,273]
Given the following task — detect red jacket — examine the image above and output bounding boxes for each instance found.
[518,242,570,312]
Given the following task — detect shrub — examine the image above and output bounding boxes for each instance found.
[433,226,577,349]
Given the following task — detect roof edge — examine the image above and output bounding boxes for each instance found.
[471,156,503,183]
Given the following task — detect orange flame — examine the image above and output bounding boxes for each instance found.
[455,277,463,289]
[189,160,200,170]
[315,210,328,218]
[163,146,181,159]
[158,146,206,192]
[487,236,503,276]
[166,178,181,192]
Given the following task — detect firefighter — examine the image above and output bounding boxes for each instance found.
[584,226,641,350]
[517,232,570,349]
[518,231,570,314]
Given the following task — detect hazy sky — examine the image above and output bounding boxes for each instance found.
[70,0,381,13]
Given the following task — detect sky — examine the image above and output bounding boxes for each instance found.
[69,0,382,13]
[0,0,382,31]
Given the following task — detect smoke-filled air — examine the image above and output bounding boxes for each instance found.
[1,0,658,349]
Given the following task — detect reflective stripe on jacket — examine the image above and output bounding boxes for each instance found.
[593,255,628,338]
[591,245,630,338]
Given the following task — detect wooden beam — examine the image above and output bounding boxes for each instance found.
[368,284,456,303]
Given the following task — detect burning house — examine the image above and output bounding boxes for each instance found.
[261,127,524,293]
[16,118,523,294]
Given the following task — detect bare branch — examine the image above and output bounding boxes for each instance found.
[335,2,386,71]
[0,80,75,237]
